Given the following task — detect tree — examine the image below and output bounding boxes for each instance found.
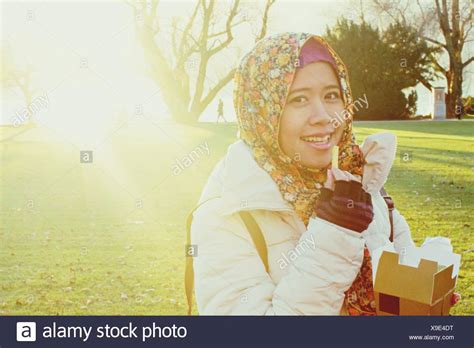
[126,0,275,124]
[371,0,473,118]
[325,19,434,119]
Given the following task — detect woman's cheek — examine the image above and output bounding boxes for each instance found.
[278,109,302,157]
[285,108,306,134]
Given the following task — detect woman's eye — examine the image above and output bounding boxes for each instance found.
[291,96,308,104]
[325,92,341,101]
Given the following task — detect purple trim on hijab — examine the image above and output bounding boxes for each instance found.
[298,39,337,70]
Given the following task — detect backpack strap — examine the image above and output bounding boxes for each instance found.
[379,187,395,242]
[184,200,206,315]
[239,211,269,273]
[185,199,267,315]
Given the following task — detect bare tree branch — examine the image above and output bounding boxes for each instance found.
[461,12,473,42]
[463,56,474,68]
[423,36,447,48]
[255,0,275,42]
[372,0,406,24]
[178,1,200,59]
[208,19,247,38]
[171,18,179,58]
[207,0,239,57]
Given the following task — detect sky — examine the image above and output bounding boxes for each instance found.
[1,0,472,131]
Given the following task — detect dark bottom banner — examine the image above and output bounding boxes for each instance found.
[1,316,473,348]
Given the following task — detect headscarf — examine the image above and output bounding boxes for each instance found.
[233,32,376,316]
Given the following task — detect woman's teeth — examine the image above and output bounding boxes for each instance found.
[301,135,331,144]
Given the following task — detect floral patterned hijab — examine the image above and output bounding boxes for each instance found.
[233,32,365,226]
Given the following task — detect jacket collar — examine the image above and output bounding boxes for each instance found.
[220,140,294,215]
[200,140,293,216]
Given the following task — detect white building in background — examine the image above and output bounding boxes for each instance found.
[432,87,446,120]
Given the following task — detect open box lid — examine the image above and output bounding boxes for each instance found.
[374,251,457,304]
[372,237,461,304]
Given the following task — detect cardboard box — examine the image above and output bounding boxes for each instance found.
[373,238,460,316]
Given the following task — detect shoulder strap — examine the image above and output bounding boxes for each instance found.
[380,187,395,243]
[185,201,267,315]
[185,197,218,315]
[184,208,197,315]
[239,211,269,273]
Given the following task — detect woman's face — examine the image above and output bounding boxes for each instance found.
[278,61,346,169]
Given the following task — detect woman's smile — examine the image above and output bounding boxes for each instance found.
[300,131,334,150]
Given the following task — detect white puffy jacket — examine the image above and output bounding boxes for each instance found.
[190,132,415,315]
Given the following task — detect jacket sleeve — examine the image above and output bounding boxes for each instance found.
[191,201,366,315]
[392,208,416,252]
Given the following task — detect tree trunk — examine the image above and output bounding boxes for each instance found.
[450,64,463,118]
[444,52,464,119]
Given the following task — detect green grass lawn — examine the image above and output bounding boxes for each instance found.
[1,120,473,315]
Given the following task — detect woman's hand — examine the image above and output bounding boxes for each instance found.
[315,168,373,233]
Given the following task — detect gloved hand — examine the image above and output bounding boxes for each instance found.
[315,168,373,233]
[316,168,391,254]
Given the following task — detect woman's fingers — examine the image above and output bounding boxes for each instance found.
[324,169,335,190]
[332,168,362,183]
[324,168,362,191]
[332,168,350,181]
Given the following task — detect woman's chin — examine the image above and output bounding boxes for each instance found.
[301,156,331,169]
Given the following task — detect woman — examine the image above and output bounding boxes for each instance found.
[189,32,459,315]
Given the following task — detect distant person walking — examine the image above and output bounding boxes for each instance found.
[216,99,227,123]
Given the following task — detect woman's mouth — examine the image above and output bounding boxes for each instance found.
[300,134,332,150]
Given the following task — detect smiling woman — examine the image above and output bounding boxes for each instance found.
[186,32,459,316]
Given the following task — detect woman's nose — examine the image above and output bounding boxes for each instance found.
[308,99,332,125]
